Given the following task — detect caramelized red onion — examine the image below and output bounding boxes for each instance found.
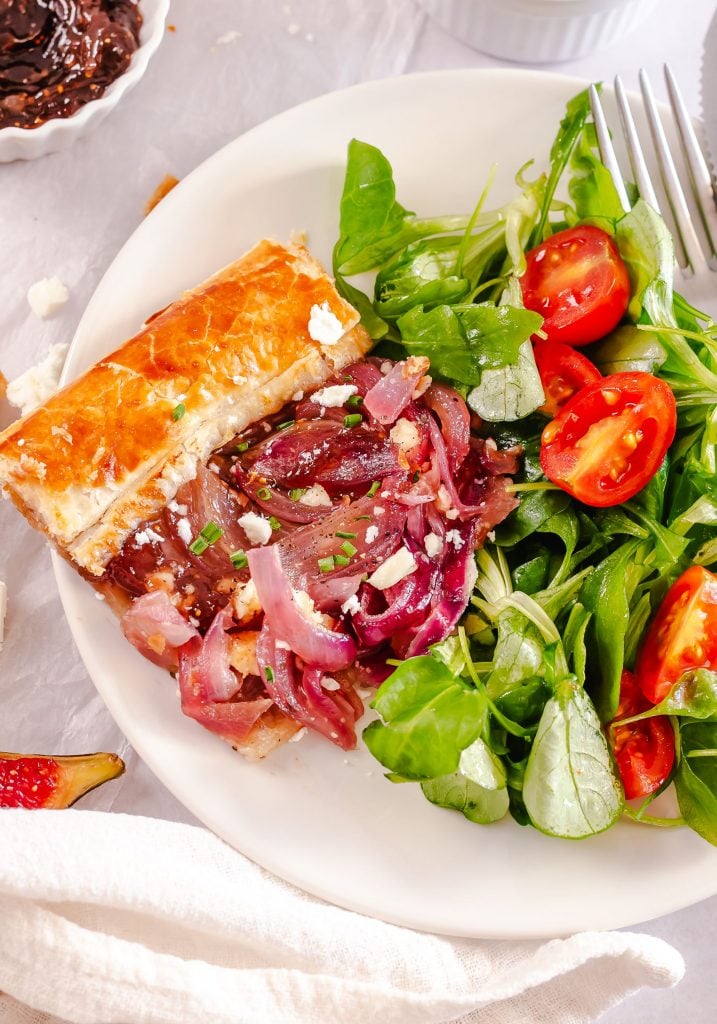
[423,383,470,470]
[352,547,439,647]
[248,545,356,671]
[363,357,430,424]
[120,591,199,670]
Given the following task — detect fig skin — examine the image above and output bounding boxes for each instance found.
[0,752,125,809]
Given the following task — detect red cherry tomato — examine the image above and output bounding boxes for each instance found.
[521,225,631,346]
[608,670,675,800]
[636,566,717,704]
[540,371,676,507]
[533,342,602,418]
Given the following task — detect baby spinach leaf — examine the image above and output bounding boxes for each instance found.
[568,121,625,228]
[364,656,486,780]
[589,325,666,375]
[333,270,389,340]
[485,608,548,724]
[675,720,717,846]
[523,677,624,839]
[421,738,509,825]
[374,237,471,320]
[581,540,642,721]
[467,340,545,422]
[397,303,541,387]
[496,490,578,584]
[618,669,717,724]
[334,139,467,276]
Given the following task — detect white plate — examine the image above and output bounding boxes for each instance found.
[54,68,717,939]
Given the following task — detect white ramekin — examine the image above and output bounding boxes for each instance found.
[417,0,661,64]
[0,0,169,163]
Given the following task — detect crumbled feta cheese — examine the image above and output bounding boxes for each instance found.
[216,29,241,44]
[299,483,332,507]
[389,417,420,454]
[233,579,261,623]
[0,581,6,651]
[289,727,307,743]
[312,383,357,408]
[238,511,272,546]
[445,529,465,550]
[368,547,417,591]
[373,506,385,516]
[291,390,304,402]
[487,530,496,542]
[445,509,460,520]
[341,594,361,616]
[365,525,379,544]
[176,517,193,546]
[6,343,68,417]
[308,301,344,346]
[424,532,443,558]
[322,677,341,691]
[27,277,69,319]
[135,526,163,547]
[168,500,188,515]
[293,589,330,626]
[435,484,452,512]
[276,639,291,651]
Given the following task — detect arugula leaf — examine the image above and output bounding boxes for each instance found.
[421,738,509,825]
[523,677,624,838]
[364,656,486,780]
[531,88,592,245]
[675,721,717,846]
[397,303,541,387]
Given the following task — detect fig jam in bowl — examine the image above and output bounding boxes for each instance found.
[0,0,169,162]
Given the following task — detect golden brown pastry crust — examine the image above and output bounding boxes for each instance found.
[0,240,371,575]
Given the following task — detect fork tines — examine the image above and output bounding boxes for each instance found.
[589,67,717,278]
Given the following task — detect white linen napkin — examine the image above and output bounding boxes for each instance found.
[0,811,683,1024]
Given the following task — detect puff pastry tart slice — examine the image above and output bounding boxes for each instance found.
[0,239,370,576]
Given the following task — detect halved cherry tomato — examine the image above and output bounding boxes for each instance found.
[534,342,602,418]
[608,670,675,800]
[521,225,630,346]
[540,371,676,507]
[636,566,717,704]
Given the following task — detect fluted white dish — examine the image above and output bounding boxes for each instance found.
[0,0,169,163]
[417,0,660,63]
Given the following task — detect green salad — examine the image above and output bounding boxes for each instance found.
[332,87,717,843]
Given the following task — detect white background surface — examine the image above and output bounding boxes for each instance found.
[1,0,716,1019]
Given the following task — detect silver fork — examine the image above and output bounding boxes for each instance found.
[589,67,717,308]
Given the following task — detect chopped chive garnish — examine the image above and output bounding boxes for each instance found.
[341,540,357,557]
[335,554,351,567]
[412,470,421,482]
[347,394,364,408]
[354,515,371,521]
[335,530,357,539]
[276,419,295,430]
[268,515,282,531]
[265,666,275,683]
[189,520,224,555]
[367,481,380,497]
[318,555,335,573]
[172,403,186,421]
[343,413,362,428]
[236,441,250,453]
[230,550,248,570]
[256,486,272,501]
[289,488,306,501]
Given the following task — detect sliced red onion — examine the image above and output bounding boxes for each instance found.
[121,590,200,670]
[234,465,335,525]
[352,547,439,647]
[178,636,272,746]
[241,419,401,495]
[478,437,522,477]
[248,544,356,671]
[277,494,408,591]
[309,571,364,615]
[424,383,471,470]
[255,624,362,750]
[402,520,480,657]
[364,357,430,425]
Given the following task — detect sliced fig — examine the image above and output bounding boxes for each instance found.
[0,752,125,809]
